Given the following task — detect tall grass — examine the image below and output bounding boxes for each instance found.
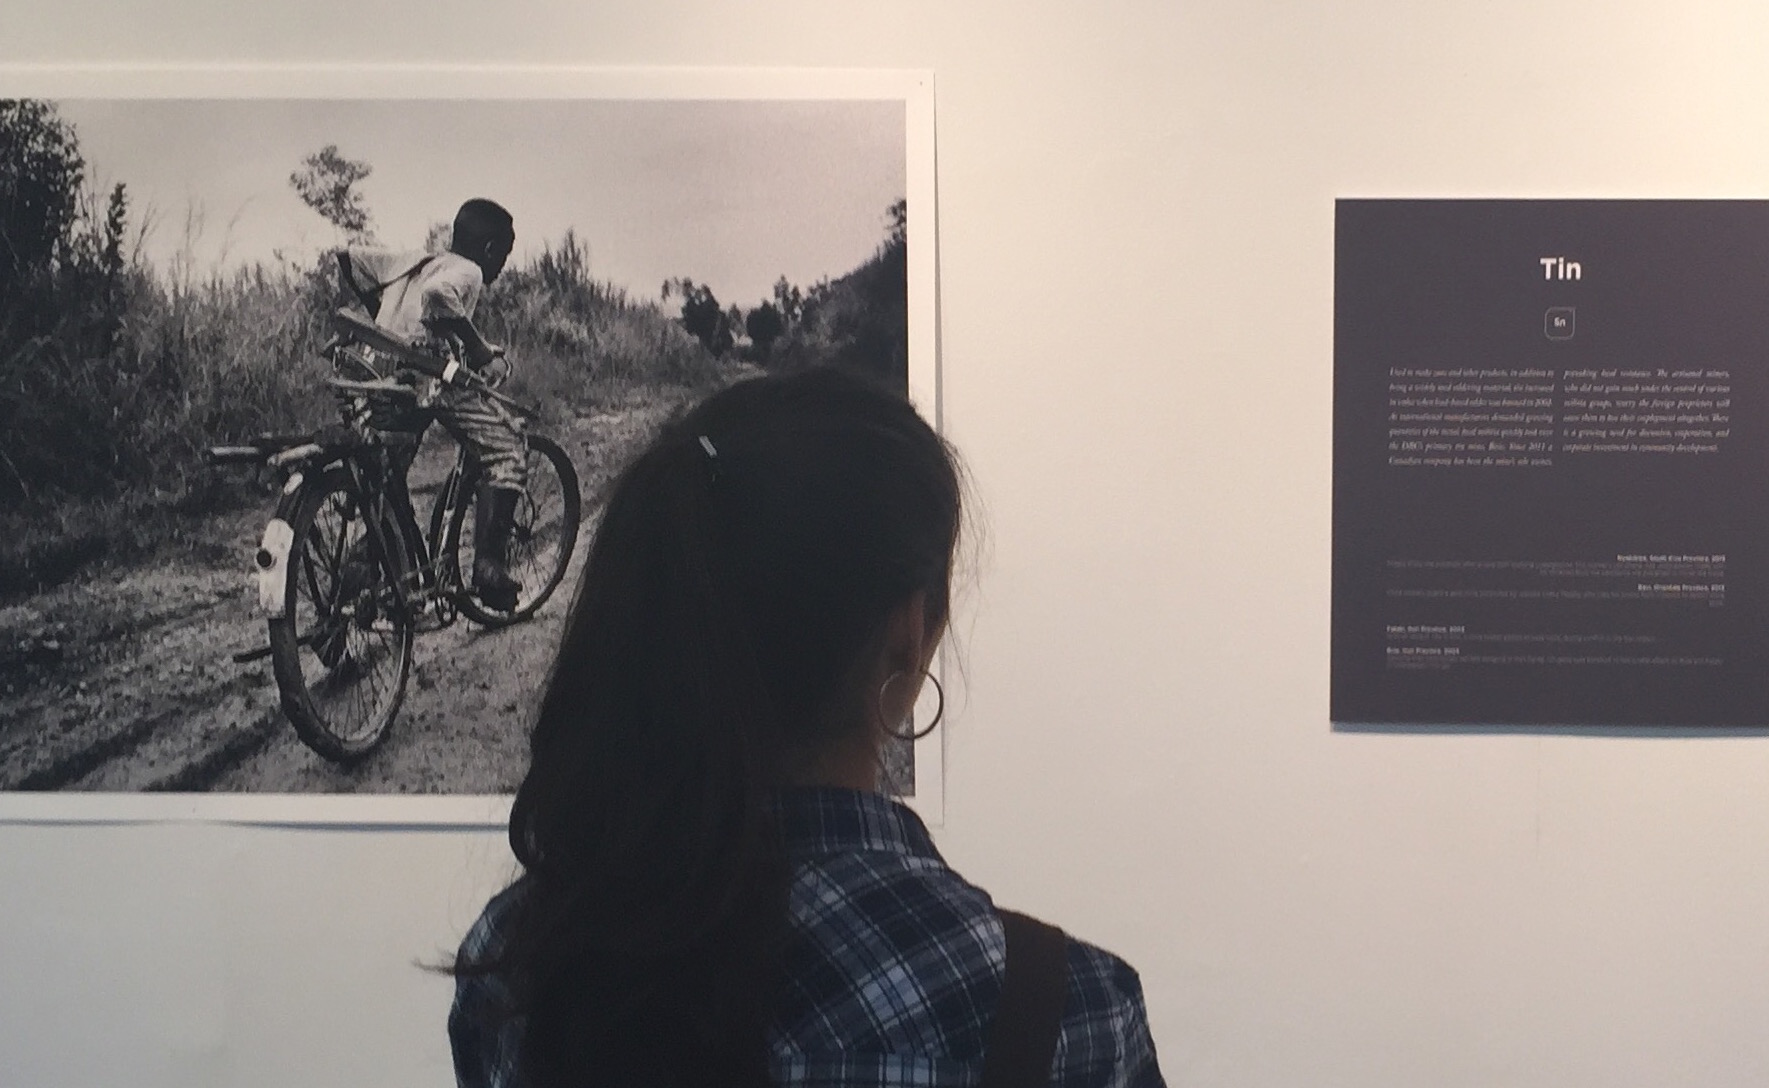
[477,231,722,416]
[0,229,727,597]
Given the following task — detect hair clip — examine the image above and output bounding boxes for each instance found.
[697,434,721,483]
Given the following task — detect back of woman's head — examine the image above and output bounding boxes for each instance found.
[483,366,961,1087]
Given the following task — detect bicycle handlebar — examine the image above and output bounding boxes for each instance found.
[206,446,268,466]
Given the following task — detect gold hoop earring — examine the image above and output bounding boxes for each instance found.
[881,669,944,741]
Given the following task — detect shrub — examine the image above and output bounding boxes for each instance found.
[768,233,906,389]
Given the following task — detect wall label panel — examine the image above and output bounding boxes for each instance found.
[1333,199,1769,727]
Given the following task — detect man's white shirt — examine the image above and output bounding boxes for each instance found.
[348,248,485,341]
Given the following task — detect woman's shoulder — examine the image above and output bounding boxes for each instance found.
[1053,934,1164,1087]
[458,879,527,961]
[776,874,1161,1084]
[775,796,1161,1081]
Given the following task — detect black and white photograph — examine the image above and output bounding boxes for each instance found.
[0,69,938,822]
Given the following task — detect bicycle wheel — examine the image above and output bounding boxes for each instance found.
[267,468,413,763]
[449,434,582,627]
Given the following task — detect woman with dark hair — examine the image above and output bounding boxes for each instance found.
[448,367,1164,1088]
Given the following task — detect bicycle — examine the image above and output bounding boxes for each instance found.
[207,309,582,764]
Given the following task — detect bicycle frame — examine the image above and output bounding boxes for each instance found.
[222,311,552,636]
[337,431,481,631]
[224,412,484,664]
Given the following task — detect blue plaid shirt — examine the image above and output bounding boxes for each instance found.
[450,787,1165,1087]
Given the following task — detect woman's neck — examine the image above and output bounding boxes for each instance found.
[786,730,882,792]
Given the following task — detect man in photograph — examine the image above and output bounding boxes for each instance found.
[339,198,527,611]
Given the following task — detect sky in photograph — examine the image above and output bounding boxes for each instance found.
[55,97,905,307]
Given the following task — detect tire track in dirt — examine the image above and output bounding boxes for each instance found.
[0,566,271,792]
[0,397,685,797]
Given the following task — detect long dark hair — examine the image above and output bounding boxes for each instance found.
[455,367,962,1087]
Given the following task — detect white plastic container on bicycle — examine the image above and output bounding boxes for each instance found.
[256,518,295,615]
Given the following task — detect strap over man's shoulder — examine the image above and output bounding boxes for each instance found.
[338,250,436,318]
[980,909,1070,1088]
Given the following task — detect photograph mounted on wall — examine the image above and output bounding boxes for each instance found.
[0,70,938,822]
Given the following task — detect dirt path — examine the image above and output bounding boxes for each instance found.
[0,397,684,796]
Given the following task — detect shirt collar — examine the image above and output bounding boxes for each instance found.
[773,786,940,862]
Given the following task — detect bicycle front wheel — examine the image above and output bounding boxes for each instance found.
[268,468,413,763]
[449,434,582,627]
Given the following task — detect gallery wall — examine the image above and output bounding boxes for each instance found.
[6,2,1769,1085]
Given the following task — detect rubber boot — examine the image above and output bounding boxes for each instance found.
[472,486,522,612]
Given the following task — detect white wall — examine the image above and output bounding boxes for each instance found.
[7,2,1769,1085]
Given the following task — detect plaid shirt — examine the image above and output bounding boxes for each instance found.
[450,787,1165,1088]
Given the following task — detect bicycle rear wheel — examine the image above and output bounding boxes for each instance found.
[449,434,582,627]
[268,468,413,763]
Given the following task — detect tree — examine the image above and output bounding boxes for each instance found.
[886,197,906,250]
[0,99,86,298]
[771,275,803,326]
[99,182,127,284]
[664,276,734,357]
[290,144,375,242]
[745,301,785,360]
[78,182,130,352]
[684,286,732,357]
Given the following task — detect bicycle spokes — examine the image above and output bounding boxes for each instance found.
[268,469,413,762]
